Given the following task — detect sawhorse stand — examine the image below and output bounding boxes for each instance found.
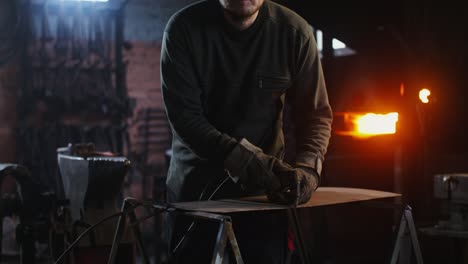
[106,189,416,264]
[107,197,244,264]
[391,205,424,264]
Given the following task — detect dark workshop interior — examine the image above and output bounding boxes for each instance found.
[1,0,468,263]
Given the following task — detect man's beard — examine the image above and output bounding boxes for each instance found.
[224,4,261,20]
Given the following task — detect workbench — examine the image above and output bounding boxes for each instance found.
[108,187,412,264]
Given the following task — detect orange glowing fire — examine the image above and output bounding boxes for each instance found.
[419,88,431,103]
[335,112,399,138]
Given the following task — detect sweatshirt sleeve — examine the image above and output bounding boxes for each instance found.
[160,22,237,161]
[286,32,333,175]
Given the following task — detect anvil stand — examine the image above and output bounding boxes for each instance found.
[106,198,245,264]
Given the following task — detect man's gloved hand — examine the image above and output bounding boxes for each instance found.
[224,138,320,205]
[224,138,282,192]
[267,167,319,205]
[296,167,319,204]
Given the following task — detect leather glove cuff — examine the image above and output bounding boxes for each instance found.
[297,166,320,191]
[224,142,253,183]
[295,154,323,175]
[223,138,264,183]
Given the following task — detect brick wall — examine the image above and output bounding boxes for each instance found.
[124,0,198,42]
[120,3,198,241]
[122,1,199,203]
[125,42,162,111]
[125,41,166,164]
[0,0,194,184]
[0,1,197,164]
[123,0,198,167]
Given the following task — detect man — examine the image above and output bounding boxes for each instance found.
[161,0,332,262]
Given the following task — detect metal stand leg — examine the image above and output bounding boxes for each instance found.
[108,199,129,264]
[212,221,228,264]
[108,200,245,264]
[108,198,150,264]
[211,220,243,264]
[128,207,150,263]
[391,205,424,264]
[287,207,311,264]
[225,221,243,264]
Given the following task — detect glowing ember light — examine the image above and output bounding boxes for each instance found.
[355,113,398,135]
[419,88,431,103]
[335,112,399,138]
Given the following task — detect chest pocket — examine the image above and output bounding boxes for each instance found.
[248,74,291,122]
[256,74,291,100]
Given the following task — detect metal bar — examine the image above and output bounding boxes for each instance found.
[108,198,153,264]
[287,207,310,264]
[390,210,406,264]
[211,221,228,264]
[355,200,404,210]
[225,221,244,264]
[390,206,424,264]
[180,211,231,222]
[127,208,150,264]
[404,207,424,264]
[107,200,129,264]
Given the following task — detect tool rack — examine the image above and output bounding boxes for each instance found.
[16,0,131,196]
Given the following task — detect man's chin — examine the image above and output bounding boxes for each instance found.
[226,7,258,19]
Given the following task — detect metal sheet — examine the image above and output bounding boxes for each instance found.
[85,157,129,205]
[57,154,89,221]
[172,187,401,214]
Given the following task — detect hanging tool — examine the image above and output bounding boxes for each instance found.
[103,11,113,64]
[94,14,106,63]
[55,1,70,59]
[87,7,97,65]
[71,4,86,62]
[39,3,53,65]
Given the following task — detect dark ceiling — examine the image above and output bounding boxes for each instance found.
[278,0,467,57]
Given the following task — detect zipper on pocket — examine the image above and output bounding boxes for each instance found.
[258,75,290,90]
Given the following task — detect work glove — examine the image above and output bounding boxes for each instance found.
[224,138,319,205]
[267,166,319,205]
[224,138,282,192]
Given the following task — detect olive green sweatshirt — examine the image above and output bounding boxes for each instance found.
[161,0,332,201]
